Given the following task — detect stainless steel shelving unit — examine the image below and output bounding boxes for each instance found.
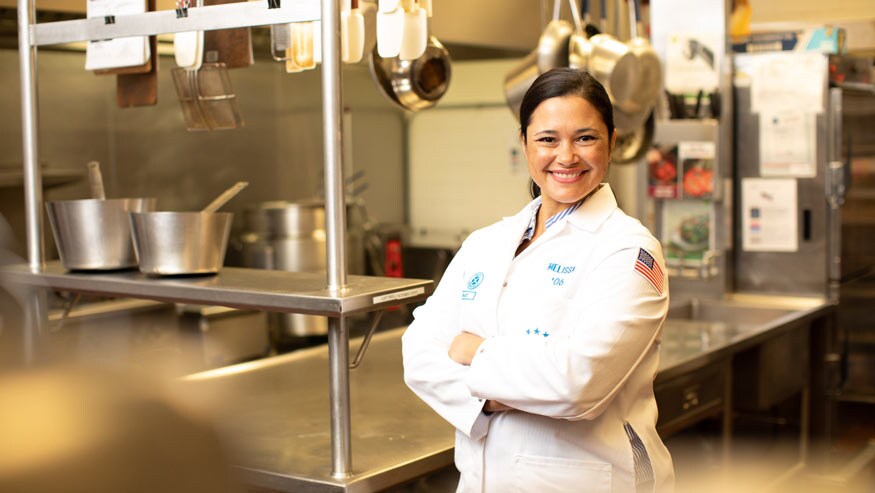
[11,0,434,486]
[4,262,431,316]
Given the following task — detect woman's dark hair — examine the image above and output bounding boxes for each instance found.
[520,68,615,198]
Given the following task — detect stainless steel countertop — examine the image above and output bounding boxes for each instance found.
[657,294,836,381]
[180,294,835,492]
[181,328,454,493]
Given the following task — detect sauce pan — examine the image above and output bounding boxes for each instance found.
[130,211,233,275]
[46,198,156,271]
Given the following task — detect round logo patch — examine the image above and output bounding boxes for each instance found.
[467,272,485,290]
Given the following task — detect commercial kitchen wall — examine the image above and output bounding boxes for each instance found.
[0,48,406,259]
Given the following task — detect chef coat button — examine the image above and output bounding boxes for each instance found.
[478,398,483,402]
[502,281,508,287]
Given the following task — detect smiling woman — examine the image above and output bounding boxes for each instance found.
[402,68,675,493]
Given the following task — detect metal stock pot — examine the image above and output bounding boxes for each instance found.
[238,200,365,340]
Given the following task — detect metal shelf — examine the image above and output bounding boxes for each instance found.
[30,0,320,46]
[2,261,433,316]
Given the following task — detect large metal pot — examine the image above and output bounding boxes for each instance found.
[238,200,365,339]
[504,17,574,120]
[369,35,452,112]
[130,211,233,275]
[617,0,662,119]
[46,198,156,270]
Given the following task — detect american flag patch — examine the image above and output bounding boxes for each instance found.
[634,248,664,294]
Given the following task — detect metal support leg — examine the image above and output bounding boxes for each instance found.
[17,0,44,274]
[321,0,351,479]
[722,360,733,475]
[328,316,352,479]
[22,289,47,365]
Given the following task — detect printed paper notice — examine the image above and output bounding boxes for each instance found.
[741,178,798,252]
[751,52,826,114]
[759,110,817,177]
[84,0,149,71]
[665,33,721,93]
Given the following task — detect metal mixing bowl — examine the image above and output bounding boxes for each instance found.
[130,211,233,275]
[46,198,157,270]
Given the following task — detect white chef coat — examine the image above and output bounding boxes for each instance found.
[402,184,673,493]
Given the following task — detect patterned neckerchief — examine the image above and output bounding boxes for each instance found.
[519,197,584,246]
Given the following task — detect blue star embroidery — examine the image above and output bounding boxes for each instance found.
[526,329,531,335]
[542,332,550,337]
[534,328,540,335]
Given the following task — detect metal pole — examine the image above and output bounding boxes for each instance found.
[322,0,347,293]
[826,87,843,301]
[18,0,46,365]
[327,316,351,479]
[321,0,351,479]
[18,0,44,273]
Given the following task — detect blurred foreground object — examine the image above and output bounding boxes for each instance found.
[0,367,241,493]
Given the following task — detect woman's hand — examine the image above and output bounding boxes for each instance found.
[448,332,485,366]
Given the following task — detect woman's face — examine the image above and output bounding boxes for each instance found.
[522,95,615,209]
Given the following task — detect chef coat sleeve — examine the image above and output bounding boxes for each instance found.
[401,238,492,440]
[464,236,668,421]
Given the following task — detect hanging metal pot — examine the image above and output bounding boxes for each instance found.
[369,35,452,111]
[612,110,655,164]
[617,0,662,118]
[578,0,639,109]
[503,0,573,120]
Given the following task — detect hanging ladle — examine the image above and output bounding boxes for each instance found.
[202,181,249,213]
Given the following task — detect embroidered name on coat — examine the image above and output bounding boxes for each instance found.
[547,263,576,274]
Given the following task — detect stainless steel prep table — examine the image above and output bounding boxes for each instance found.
[181,295,834,493]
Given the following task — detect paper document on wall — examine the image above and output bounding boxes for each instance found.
[759,110,817,177]
[741,178,798,252]
[665,33,721,93]
[750,52,826,114]
[84,0,149,71]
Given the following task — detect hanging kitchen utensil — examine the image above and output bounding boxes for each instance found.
[171,67,210,130]
[202,0,254,69]
[289,21,317,70]
[585,0,638,108]
[115,32,159,108]
[612,109,654,163]
[579,0,600,38]
[369,34,451,111]
[173,0,203,70]
[536,0,574,73]
[503,0,572,120]
[270,24,291,61]
[342,0,365,63]
[376,0,404,58]
[194,60,245,129]
[171,52,243,131]
[399,0,427,61]
[567,0,591,72]
[95,0,157,107]
[617,0,662,118]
